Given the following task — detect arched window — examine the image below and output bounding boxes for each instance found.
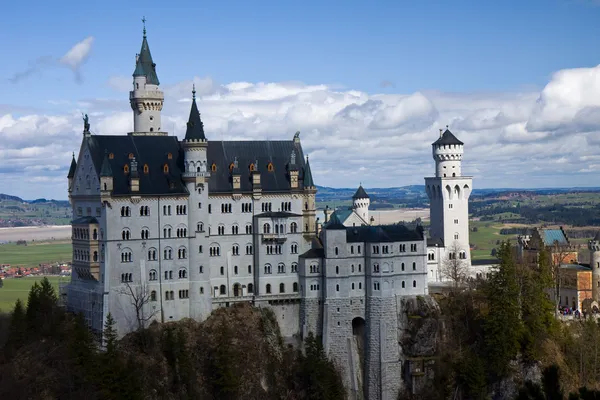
[290,222,297,233]
[124,164,129,173]
[179,269,187,279]
[266,284,272,294]
[293,282,299,292]
[167,152,173,160]
[248,283,254,293]
[163,164,169,173]
[211,163,217,172]
[150,291,157,301]
[279,283,285,293]
[108,152,114,159]
[249,163,255,172]
[263,223,271,234]
[143,164,149,174]
[412,262,416,270]
[267,162,274,172]
[220,285,226,295]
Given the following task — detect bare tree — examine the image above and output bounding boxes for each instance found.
[441,241,469,290]
[116,282,157,330]
[549,240,576,317]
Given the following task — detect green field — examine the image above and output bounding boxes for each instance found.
[0,241,72,267]
[469,221,521,260]
[0,275,69,312]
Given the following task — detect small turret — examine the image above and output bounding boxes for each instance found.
[184,84,206,142]
[589,232,600,301]
[352,184,370,223]
[67,153,77,193]
[432,127,464,178]
[303,156,315,189]
[100,150,113,195]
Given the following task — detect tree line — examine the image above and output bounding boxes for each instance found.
[0,278,345,400]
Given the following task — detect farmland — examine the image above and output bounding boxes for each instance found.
[0,240,72,267]
[0,275,69,312]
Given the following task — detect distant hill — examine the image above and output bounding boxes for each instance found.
[0,194,71,227]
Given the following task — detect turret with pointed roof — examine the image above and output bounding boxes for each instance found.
[67,153,77,178]
[353,185,369,200]
[432,128,463,146]
[303,156,315,188]
[130,18,165,135]
[184,85,206,141]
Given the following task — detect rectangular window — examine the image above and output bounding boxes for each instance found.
[454,219,459,224]
[449,204,453,209]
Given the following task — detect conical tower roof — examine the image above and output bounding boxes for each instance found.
[67,153,77,178]
[353,185,369,200]
[433,129,463,146]
[184,85,206,141]
[132,24,160,85]
[303,156,314,187]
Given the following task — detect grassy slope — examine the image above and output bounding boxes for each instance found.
[0,275,69,312]
[469,221,522,260]
[0,241,72,267]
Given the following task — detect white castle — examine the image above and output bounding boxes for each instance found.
[64,24,472,400]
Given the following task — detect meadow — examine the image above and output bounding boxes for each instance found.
[0,275,69,312]
[0,240,72,267]
[469,221,522,260]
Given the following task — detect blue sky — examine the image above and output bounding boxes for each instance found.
[2,0,600,199]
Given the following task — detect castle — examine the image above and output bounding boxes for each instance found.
[64,24,473,400]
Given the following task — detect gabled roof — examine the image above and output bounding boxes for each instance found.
[352,185,369,199]
[67,153,77,178]
[87,135,187,196]
[133,31,160,85]
[207,140,308,193]
[184,87,206,141]
[432,129,463,146]
[303,157,315,188]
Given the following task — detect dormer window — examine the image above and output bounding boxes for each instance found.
[124,164,129,174]
[267,162,274,172]
[229,163,235,172]
[143,164,149,174]
[128,153,134,159]
[163,164,169,173]
[211,163,217,172]
[167,153,173,160]
[109,153,114,160]
[249,163,255,172]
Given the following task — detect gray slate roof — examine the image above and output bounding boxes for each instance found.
[184,92,206,141]
[352,185,369,199]
[207,140,309,193]
[87,135,187,196]
[427,237,444,247]
[67,154,77,178]
[346,224,423,243]
[432,129,463,146]
[133,32,160,85]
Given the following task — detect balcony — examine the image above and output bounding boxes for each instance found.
[182,171,211,178]
[262,233,287,243]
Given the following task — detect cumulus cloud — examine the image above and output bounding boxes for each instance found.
[3,63,600,199]
[9,36,94,84]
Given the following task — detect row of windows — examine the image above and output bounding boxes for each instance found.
[263,263,298,274]
[73,227,97,240]
[263,222,297,234]
[76,206,101,218]
[448,251,467,260]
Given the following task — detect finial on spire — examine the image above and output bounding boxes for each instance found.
[446,124,449,129]
[72,152,75,158]
[192,83,196,101]
[142,16,147,37]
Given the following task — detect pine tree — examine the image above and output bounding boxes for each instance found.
[5,299,27,355]
[103,312,118,355]
[483,241,522,380]
[25,282,41,332]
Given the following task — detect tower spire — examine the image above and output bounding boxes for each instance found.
[192,83,196,101]
[142,16,146,37]
[184,85,206,141]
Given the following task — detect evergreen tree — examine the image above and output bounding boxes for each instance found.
[296,333,345,400]
[25,282,41,332]
[542,365,563,400]
[4,299,27,355]
[483,242,522,380]
[103,312,118,355]
[456,351,487,400]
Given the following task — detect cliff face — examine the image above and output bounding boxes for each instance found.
[397,295,441,396]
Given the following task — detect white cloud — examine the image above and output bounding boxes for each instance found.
[3,64,600,199]
[59,36,94,70]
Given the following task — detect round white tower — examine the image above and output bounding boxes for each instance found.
[129,22,164,135]
[352,185,370,223]
[589,232,600,301]
[433,127,464,178]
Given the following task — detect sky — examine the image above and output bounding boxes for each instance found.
[2,0,600,199]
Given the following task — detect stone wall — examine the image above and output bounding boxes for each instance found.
[300,297,323,338]
[266,301,301,338]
